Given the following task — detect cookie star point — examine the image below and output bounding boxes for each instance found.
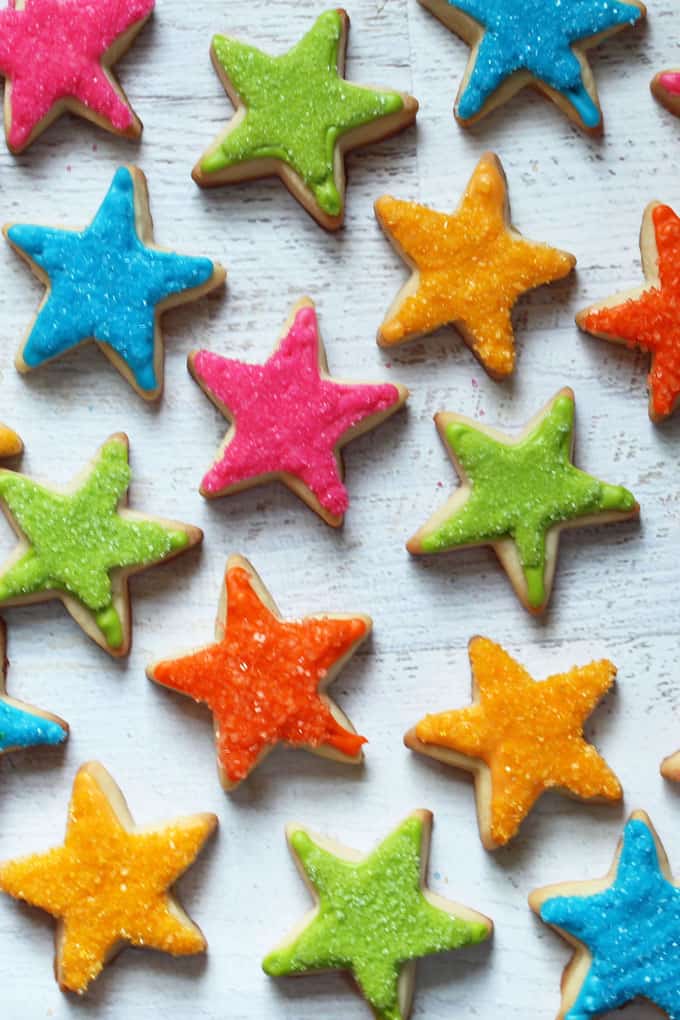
[8,165,224,400]
[407,638,622,848]
[375,154,575,377]
[264,811,492,1019]
[192,9,418,229]
[0,762,216,993]
[531,812,680,1018]
[0,0,154,152]
[578,201,680,421]
[0,424,22,458]
[189,299,407,526]
[407,390,638,612]
[148,556,370,790]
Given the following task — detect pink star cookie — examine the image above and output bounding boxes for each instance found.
[0,0,154,153]
[188,299,408,526]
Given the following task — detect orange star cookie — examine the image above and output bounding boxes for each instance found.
[577,202,680,422]
[148,555,370,790]
[405,637,622,849]
[374,152,575,377]
[0,762,217,993]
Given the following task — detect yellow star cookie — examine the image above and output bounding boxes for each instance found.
[0,762,217,993]
[374,152,575,377]
[405,637,622,848]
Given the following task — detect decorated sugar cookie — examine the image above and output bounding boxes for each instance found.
[405,637,621,849]
[6,166,225,400]
[0,0,154,152]
[407,389,638,613]
[419,0,645,133]
[0,434,202,656]
[530,812,680,1019]
[148,556,370,790]
[263,810,492,1020]
[192,10,419,230]
[577,202,680,422]
[374,153,575,377]
[188,299,408,526]
[652,70,680,118]
[0,762,216,993]
[0,620,68,755]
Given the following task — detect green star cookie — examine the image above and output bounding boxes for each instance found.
[263,810,492,1020]
[0,435,202,656]
[407,388,639,613]
[192,9,418,230]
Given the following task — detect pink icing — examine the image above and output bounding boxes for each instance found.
[0,0,154,148]
[659,72,680,97]
[193,306,401,516]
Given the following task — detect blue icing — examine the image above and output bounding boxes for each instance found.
[541,819,680,1018]
[451,0,643,126]
[0,699,66,751]
[9,167,216,393]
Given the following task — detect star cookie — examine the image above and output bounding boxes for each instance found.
[6,166,225,400]
[407,389,638,613]
[0,0,154,152]
[192,9,419,230]
[652,70,680,118]
[0,434,202,656]
[419,0,645,133]
[263,810,492,1020]
[0,761,216,993]
[0,619,68,755]
[374,153,575,377]
[577,202,680,422]
[188,298,408,526]
[530,812,680,1019]
[405,637,621,849]
[148,556,370,790]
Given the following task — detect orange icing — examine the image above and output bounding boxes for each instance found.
[581,204,680,420]
[414,637,621,846]
[151,564,368,784]
[0,426,22,458]
[375,153,575,376]
[0,764,215,993]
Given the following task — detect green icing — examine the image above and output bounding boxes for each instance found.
[201,10,404,215]
[263,816,489,1020]
[0,440,189,648]
[421,395,636,607]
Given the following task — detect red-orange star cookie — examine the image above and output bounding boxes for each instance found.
[577,202,680,421]
[148,556,370,789]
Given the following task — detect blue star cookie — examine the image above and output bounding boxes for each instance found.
[0,622,67,755]
[6,166,225,400]
[531,812,680,1018]
[420,0,645,132]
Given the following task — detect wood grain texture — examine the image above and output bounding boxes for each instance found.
[0,1,676,1017]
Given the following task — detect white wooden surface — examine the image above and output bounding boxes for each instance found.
[0,1,676,1017]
